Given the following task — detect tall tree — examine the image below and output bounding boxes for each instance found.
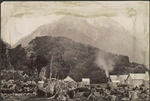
[8,44,27,70]
[34,54,48,77]
[0,39,12,69]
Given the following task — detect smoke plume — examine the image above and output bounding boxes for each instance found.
[95,52,115,77]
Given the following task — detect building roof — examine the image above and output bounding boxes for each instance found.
[119,75,128,81]
[110,72,149,82]
[110,75,128,83]
[63,76,76,82]
[82,78,90,82]
[129,72,149,80]
[110,75,120,83]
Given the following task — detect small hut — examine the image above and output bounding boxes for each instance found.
[63,76,76,83]
[82,78,90,86]
[63,76,77,89]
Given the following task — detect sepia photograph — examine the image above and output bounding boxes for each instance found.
[1,1,149,101]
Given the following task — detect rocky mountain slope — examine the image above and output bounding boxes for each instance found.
[14,16,141,64]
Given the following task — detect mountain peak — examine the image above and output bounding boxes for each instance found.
[59,15,85,21]
[56,15,89,27]
[14,16,144,66]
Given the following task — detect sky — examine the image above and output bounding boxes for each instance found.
[1,1,149,67]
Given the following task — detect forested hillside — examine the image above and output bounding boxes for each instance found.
[1,36,148,83]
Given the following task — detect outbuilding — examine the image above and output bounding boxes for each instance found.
[109,74,128,87]
[126,71,149,87]
[82,78,90,86]
[63,76,76,83]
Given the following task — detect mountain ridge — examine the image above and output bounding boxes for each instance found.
[13,15,145,66]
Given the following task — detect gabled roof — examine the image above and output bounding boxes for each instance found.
[110,75,128,83]
[110,72,149,82]
[119,75,128,81]
[63,76,75,82]
[129,74,145,79]
[110,75,120,83]
[129,73,149,80]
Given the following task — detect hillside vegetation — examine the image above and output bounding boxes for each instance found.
[1,36,148,83]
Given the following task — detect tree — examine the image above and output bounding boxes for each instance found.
[34,54,48,77]
[45,55,71,80]
[0,39,11,69]
[8,44,27,70]
[26,53,37,76]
